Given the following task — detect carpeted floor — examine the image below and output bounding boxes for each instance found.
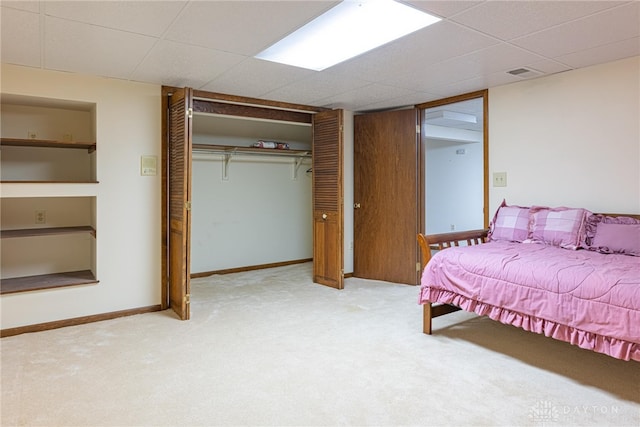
[1,262,638,426]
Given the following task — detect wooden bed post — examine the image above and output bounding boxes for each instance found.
[423,303,433,334]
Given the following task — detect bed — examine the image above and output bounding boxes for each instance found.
[417,204,640,362]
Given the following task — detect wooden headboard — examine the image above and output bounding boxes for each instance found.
[417,212,640,267]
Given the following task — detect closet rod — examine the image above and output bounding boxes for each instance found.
[192,143,311,158]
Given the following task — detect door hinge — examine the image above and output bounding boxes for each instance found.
[185,294,190,304]
[187,107,193,119]
[416,262,421,272]
[416,125,420,134]
[185,201,191,211]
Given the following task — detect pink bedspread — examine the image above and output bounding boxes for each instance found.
[420,241,640,361]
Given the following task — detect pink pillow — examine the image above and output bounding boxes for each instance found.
[488,200,530,242]
[586,215,640,256]
[525,206,590,250]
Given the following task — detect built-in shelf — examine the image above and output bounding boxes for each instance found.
[1,96,99,296]
[1,226,96,239]
[0,270,98,295]
[1,137,96,152]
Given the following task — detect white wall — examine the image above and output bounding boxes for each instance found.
[426,139,484,234]
[488,56,640,215]
[1,64,162,329]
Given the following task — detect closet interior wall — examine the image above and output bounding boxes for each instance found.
[189,97,315,275]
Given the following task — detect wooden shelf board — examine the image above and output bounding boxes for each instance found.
[192,143,310,157]
[0,180,99,184]
[1,138,96,151]
[0,270,98,295]
[1,226,95,239]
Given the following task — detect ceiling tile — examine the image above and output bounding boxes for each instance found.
[523,59,573,75]
[1,1,40,13]
[404,1,483,18]
[164,1,338,55]
[512,2,640,58]
[200,58,314,99]
[555,37,640,69]
[263,72,371,106]
[131,40,245,88]
[451,1,625,41]
[43,1,187,37]
[331,20,499,82]
[355,90,441,113]
[429,76,495,98]
[0,7,41,67]
[385,43,545,92]
[462,43,548,74]
[44,16,157,79]
[314,83,417,110]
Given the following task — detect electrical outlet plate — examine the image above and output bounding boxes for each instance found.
[27,130,37,139]
[493,172,507,187]
[35,210,46,224]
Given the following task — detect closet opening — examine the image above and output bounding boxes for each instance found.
[162,87,344,320]
[190,111,314,278]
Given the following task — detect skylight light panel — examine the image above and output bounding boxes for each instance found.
[255,0,441,71]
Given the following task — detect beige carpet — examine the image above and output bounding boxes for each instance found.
[1,262,638,426]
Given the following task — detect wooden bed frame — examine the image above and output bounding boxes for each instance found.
[417,213,640,335]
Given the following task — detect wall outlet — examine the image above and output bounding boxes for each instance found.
[62,133,73,142]
[493,172,507,187]
[450,224,455,231]
[35,210,46,224]
[27,130,38,139]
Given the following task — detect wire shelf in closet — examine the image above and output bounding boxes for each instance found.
[192,144,311,180]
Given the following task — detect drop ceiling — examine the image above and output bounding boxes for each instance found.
[1,1,638,113]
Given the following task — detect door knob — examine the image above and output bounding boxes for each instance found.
[354,203,361,209]
[322,213,328,220]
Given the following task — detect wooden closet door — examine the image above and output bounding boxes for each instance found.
[312,110,344,289]
[354,109,420,285]
[168,87,193,319]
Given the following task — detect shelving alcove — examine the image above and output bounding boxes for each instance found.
[0,94,98,294]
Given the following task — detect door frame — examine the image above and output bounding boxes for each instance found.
[415,90,489,233]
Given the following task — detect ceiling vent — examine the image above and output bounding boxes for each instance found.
[507,67,542,78]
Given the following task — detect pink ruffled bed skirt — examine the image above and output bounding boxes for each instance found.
[421,287,640,362]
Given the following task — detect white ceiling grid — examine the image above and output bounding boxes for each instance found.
[0,0,638,112]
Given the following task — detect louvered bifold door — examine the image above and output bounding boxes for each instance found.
[312,110,344,289]
[168,87,193,320]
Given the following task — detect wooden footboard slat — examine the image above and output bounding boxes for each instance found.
[418,229,488,266]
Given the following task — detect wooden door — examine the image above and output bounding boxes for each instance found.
[354,109,420,285]
[312,110,344,289]
[168,87,193,319]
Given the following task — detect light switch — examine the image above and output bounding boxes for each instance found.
[493,172,507,187]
